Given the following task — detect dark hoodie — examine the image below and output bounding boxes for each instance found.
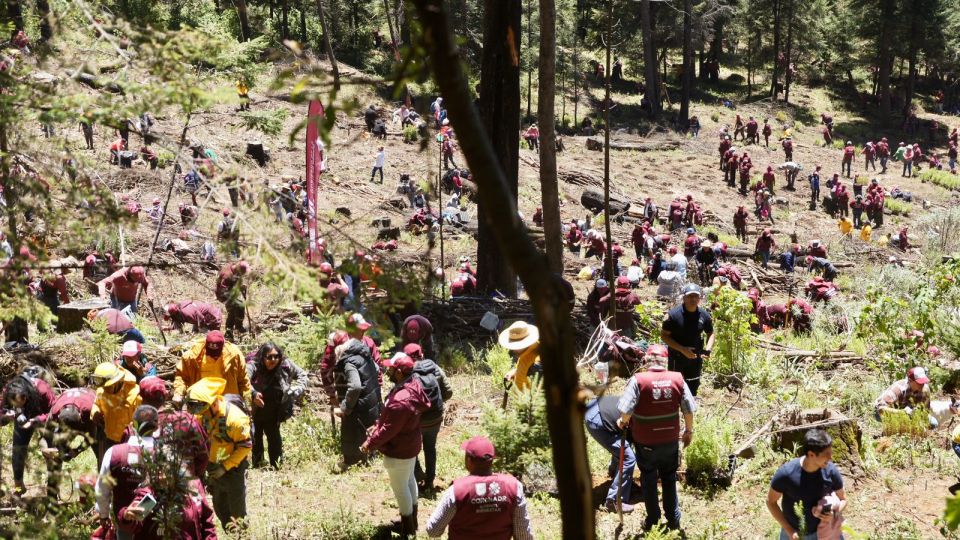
[365,376,431,459]
[334,339,382,422]
[412,359,454,429]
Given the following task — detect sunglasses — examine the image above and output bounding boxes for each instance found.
[264,353,281,360]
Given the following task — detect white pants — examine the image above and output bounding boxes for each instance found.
[383,456,418,516]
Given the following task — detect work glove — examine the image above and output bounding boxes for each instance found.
[207,464,227,481]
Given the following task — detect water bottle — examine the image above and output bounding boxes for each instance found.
[594,361,609,384]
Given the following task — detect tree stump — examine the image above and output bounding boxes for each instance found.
[772,408,863,471]
[335,207,352,218]
[377,227,401,240]
[372,217,392,228]
[246,141,270,166]
[57,298,111,333]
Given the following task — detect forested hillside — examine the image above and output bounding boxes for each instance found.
[1,1,960,539]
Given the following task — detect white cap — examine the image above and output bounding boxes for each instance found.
[121,340,142,357]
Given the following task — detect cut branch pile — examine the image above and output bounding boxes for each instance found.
[759,338,864,364]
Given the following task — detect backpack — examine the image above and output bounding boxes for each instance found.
[412,367,444,419]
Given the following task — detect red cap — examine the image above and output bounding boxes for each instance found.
[138,377,168,406]
[403,343,423,359]
[152,197,161,205]
[461,436,496,460]
[319,262,334,274]
[646,344,669,358]
[222,208,231,216]
[121,340,142,357]
[383,353,415,374]
[346,313,372,331]
[615,276,630,288]
[330,330,349,347]
[747,288,760,300]
[129,266,146,280]
[908,366,929,385]
[205,330,225,345]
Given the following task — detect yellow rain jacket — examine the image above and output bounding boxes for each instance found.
[860,224,873,242]
[174,337,250,401]
[190,378,251,471]
[236,81,249,97]
[838,218,853,236]
[514,343,541,390]
[92,368,142,442]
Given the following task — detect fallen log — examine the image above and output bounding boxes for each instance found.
[68,70,124,94]
[585,137,681,152]
[580,188,630,215]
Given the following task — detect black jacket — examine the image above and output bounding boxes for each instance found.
[412,359,453,427]
[334,339,382,422]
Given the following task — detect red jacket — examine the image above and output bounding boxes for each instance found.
[97,308,134,334]
[755,234,775,253]
[843,145,855,160]
[172,301,223,331]
[117,483,217,540]
[733,209,749,227]
[36,387,96,432]
[365,376,431,459]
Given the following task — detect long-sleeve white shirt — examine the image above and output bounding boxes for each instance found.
[95,435,154,519]
[374,151,385,168]
[425,480,534,539]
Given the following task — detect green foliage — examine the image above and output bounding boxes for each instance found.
[642,525,683,540]
[281,406,341,466]
[483,345,514,389]
[239,108,289,136]
[633,300,663,339]
[261,312,344,371]
[945,495,960,532]
[684,414,733,485]
[710,112,720,123]
[920,169,960,191]
[81,317,121,368]
[706,286,757,387]
[402,124,420,143]
[157,150,176,169]
[879,409,929,438]
[883,197,911,216]
[481,379,551,478]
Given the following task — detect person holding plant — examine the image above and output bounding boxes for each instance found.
[766,429,847,540]
[874,366,935,427]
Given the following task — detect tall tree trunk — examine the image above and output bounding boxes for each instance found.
[398,0,411,45]
[902,0,919,118]
[316,0,340,89]
[679,0,693,125]
[37,0,53,42]
[603,0,617,326]
[0,123,17,257]
[476,0,521,297]
[281,0,290,40]
[5,0,23,35]
[640,0,660,117]
[300,0,307,42]
[539,0,562,273]
[747,30,754,98]
[783,0,794,104]
[236,0,252,41]
[573,28,580,129]
[770,0,781,100]
[408,3,591,538]
[709,17,724,60]
[383,0,400,59]
[525,0,533,120]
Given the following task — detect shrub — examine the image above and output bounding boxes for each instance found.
[402,124,419,143]
[920,169,960,190]
[684,414,733,485]
[706,286,757,388]
[157,150,175,169]
[884,197,911,216]
[483,345,514,389]
[634,301,664,339]
[281,407,340,466]
[239,108,288,136]
[482,378,552,478]
[710,112,720,123]
[880,408,929,437]
[262,312,344,371]
[775,111,787,123]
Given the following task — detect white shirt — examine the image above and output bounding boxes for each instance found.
[671,253,688,279]
[374,151,385,168]
[95,435,155,518]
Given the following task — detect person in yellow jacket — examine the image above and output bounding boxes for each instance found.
[236,80,250,111]
[859,223,873,242]
[186,377,251,532]
[91,362,141,464]
[173,330,250,406]
[838,217,853,236]
[499,321,541,390]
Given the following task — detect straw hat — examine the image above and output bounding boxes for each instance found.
[498,321,539,351]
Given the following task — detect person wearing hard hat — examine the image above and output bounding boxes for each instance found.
[186,377,251,531]
[499,321,541,390]
[91,362,142,464]
[116,340,157,382]
[173,330,250,406]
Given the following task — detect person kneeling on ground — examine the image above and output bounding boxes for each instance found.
[875,366,936,427]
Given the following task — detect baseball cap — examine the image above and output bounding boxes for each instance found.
[615,276,630,288]
[205,330,225,346]
[645,344,669,358]
[686,227,696,235]
[346,313,372,331]
[403,343,423,359]
[595,279,609,289]
[461,436,496,461]
[383,353,415,374]
[682,284,702,297]
[121,340,142,358]
[908,366,929,385]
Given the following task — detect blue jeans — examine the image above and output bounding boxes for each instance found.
[953,442,960,459]
[120,328,145,344]
[585,402,635,504]
[111,297,138,314]
[636,441,680,526]
[903,161,912,176]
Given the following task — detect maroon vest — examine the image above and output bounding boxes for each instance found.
[108,443,144,517]
[450,474,520,540]
[630,370,685,446]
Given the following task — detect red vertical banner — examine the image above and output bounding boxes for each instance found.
[306,100,325,265]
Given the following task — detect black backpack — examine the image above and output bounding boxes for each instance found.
[412,368,444,419]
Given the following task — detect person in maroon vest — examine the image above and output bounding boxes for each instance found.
[361,353,431,538]
[425,436,534,539]
[36,387,97,498]
[617,348,697,532]
[163,300,223,333]
[94,405,157,537]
